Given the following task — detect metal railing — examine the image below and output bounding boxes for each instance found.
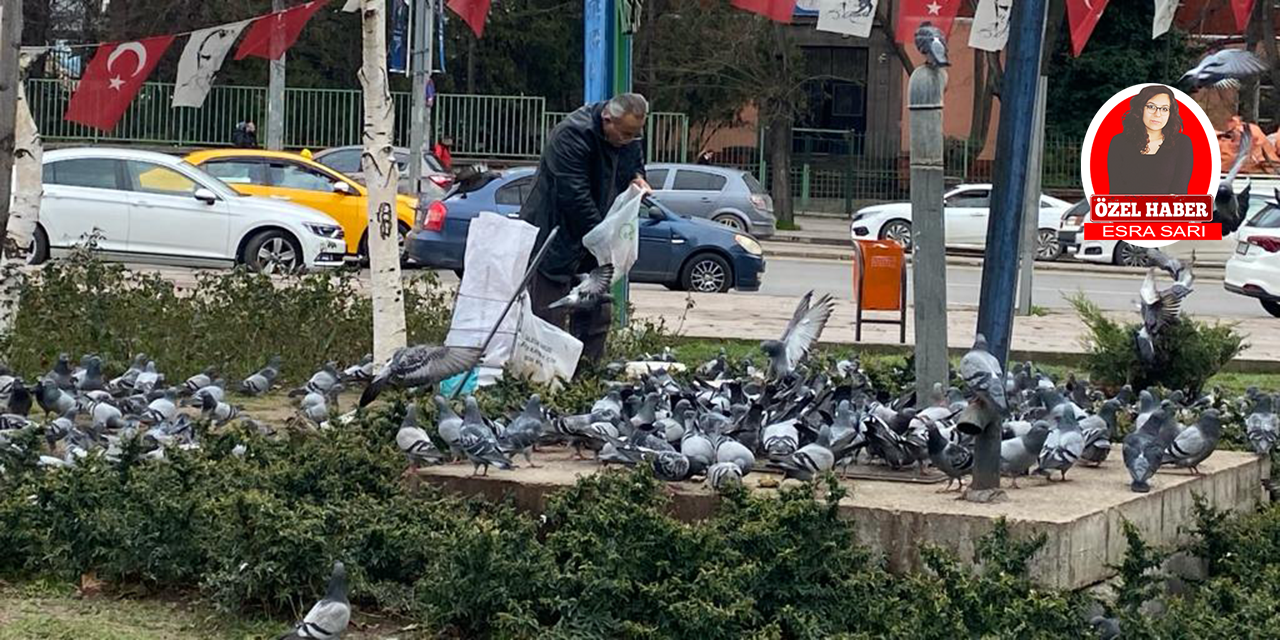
[543,109,689,163]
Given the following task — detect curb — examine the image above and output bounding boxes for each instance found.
[762,245,1229,275]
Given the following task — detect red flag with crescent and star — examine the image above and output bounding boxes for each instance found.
[895,0,963,44]
[64,35,176,132]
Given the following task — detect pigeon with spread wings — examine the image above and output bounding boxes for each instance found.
[760,291,836,381]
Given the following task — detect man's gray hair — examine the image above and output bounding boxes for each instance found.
[605,93,649,119]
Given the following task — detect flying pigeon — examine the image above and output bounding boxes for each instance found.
[1213,125,1253,236]
[1163,409,1223,474]
[240,356,282,396]
[1179,49,1269,91]
[914,21,950,68]
[1245,393,1278,455]
[960,333,1007,414]
[548,264,616,311]
[358,344,482,407]
[1123,404,1179,493]
[280,561,350,640]
[760,290,836,380]
[1138,265,1193,337]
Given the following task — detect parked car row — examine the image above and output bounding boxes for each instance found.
[25,150,770,293]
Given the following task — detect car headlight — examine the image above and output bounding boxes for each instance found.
[305,223,345,239]
[734,234,763,256]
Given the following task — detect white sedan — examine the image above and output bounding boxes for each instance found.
[1225,198,1280,318]
[848,184,1069,259]
[34,148,348,273]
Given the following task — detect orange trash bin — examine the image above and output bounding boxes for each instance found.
[851,239,907,343]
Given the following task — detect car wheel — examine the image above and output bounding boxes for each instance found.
[358,222,411,265]
[1262,300,1280,318]
[244,230,303,274]
[712,213,746,231]
[879,220,912,250]
[1035,228,1062,261]
[1113,241,1146,267]
[26,225,50,265]
[681,253,733,293]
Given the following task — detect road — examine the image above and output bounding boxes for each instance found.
[629,257,1272,319]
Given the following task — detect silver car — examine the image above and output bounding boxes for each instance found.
[645,163,777,238]
[312,145,449,201]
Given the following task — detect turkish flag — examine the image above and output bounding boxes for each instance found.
[731,0,795,23]
[64,36,176,132]
[1231,0,1256,33]
[895,0,963,44]
[448,0,493,36]
[235,0,329,61]
[1065,0,1110,57]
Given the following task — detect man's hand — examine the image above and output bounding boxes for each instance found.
[632,177,653,194]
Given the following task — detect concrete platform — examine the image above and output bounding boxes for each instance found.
[414,447,1269,590]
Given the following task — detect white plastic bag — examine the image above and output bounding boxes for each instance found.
[509,295,582,390]
[582,184,644,283]
[445,212,538,370]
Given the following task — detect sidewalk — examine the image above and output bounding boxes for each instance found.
[768,215,1236,269]
[630,288,1280,369]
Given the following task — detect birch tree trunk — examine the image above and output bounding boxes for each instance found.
[360,0,408,365]
[0,0,32,337]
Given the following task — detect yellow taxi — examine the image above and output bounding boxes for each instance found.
[184,149,418,257]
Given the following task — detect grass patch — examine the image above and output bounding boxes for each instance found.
[775,219,802,231]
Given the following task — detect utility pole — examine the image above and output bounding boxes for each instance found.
[0,0,22,241]
[267,0,286,150]
[408,0,434,193]
[1016,74,1047,316]
[968,0,1047,499]
[907,58,948,409]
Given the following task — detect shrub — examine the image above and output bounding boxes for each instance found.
[1069,294,1245,395]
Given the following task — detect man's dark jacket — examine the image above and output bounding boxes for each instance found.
[520,102,645,280]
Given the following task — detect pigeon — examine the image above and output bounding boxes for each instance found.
[199,393,239,425]
[760,290,835,380]
[182,367,217,396]
[434,395,464,459]
[926,423,973,492]
[188,379,227,407]
[706,461,743,492]
[35,380,76,416]
[134,361,164,394]
[776,426,839,481]
[715,436,756,474]
[1000,421,1051,488]
[299,392,330,426]
[679,414,716,475]
[592,389,624,423]
[1124,405,1179,493]
[75,356,106,393]
[44,354,74,390]
[1213,125,1252,236]
[397,403,448,468]
[1138,266,1193,337]
[651,450,692,481]
[1078,399,1121,466]
[914,21,950,68]
[1088,615,1122,640]
[280,561,350,640]
[458,396,514,475]
[143,389,180,424]
[1178,49,1269,91]
[1163,409,1223,474]
[358,344,482,407]
[290,363,341,398]
[500,395,547,467]
[1135,389,1158,430]
[1037,409,1085,481]
[548,265,615,311]
[89,400,126,431]
[960,334,1007,414]
[6,378,31,416]
[762,418,800,458]
[240,356,282,396]
[340,354,375,383]
[1245,393,1278,455]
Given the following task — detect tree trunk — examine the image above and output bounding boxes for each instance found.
[1,0,20,243]
[0,0,33,337]
[1240,1,1264,122]
[360,0,408,366]
[767,112,793,224]
[1258,4,1280,127]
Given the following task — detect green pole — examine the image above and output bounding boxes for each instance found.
[610,0,632,328]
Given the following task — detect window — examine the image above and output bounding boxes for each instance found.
[268,162,338,192]
[946,190,991,208]
[672,170,726,192]
[741,172,766,195]
[127,161,200,196]
[495,178,533,205]
[44,158,120,190]
[646,169,668,189]
[202,160,263,185]
[1247,204,1280,229]
[323,149,363,173]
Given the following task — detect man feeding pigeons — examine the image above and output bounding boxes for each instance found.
[521,93,652,362]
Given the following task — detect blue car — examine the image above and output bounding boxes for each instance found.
[406,168,766,293]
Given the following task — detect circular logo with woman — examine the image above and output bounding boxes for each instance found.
[1081,83,1220,198]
